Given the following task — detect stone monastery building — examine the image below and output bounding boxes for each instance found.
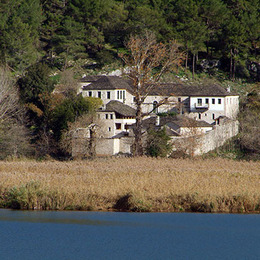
[73,75,239,157]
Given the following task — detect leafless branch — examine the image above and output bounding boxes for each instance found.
[0,67,21,123]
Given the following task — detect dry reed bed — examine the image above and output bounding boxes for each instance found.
[0,157,259,213]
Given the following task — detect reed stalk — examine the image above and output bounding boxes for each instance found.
[0,157,259,213]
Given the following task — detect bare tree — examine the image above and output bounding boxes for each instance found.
[0,67,20,122]
[0,67,33,158]
[60,113,105,158]
[54,69,79,96]
[120,31,183,156]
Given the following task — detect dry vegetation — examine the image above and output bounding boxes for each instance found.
[0,157,260,213]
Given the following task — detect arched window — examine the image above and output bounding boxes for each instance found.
[153,101,158,113]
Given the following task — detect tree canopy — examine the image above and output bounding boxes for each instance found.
[0,0,257,80]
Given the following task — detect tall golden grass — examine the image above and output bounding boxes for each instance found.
[0,157,259,213]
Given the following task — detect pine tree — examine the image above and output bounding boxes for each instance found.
[40,0,67,60]
[174,0,208,77]
[0,0,43,73]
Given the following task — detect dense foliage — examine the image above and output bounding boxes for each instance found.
[146,127,171,157]
[0,0,258,80]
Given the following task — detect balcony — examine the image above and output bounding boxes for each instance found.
[194,103,209,110]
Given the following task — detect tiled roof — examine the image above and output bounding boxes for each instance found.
[164,117,212,128]
[80,75,106,82]
[105,100,136,117]
[149,83,237,97]
[81,75,237,97]
[142,115,212,130]
[82,76,134,94]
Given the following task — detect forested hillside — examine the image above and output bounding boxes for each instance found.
[0,0,259,81]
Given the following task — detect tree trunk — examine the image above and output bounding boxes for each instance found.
[185,52,188,69]
[232,49,236,82]
[230,49,233,80]
[89,128,96,158]
[133,100,143,156]
[192,53,195,79]
[233,59,236,82]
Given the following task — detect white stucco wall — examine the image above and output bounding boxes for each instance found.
[188,95,239,123]
[97,111,116,138]
[97,111,136,137]
[224,96,239,119]
[81,89,134,107]
[190,96,225,112]
[140,95,180,114]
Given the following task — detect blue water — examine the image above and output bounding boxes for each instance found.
[0,209,259,260]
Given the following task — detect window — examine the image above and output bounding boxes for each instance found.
[110,114,113,119]
[212,113,215,120]
[205,113,207,117]
[218,99,221,104]
[205,98,209,104]
[108,127,111,132]
[88,91,92,97]
[107,91,111,99]
[117,90,125,100]
[115,123,121,130]
[178,98,181,102]
[197,98,202,105]
[153,101,158,113]
[105,114,108,119]
[198,113,201,119]
[212,98,215,104]
[98,91,101,98]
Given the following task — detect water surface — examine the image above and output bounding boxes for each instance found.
[0,209,259,260]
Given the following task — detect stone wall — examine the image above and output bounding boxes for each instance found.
[72,120,239,157]
[171,119,239,156]
[72,135,134,157]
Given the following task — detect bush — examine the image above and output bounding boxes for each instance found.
[5,181,45,210]
[146,127,171,157]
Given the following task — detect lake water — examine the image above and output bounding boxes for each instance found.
[0,209,259,260]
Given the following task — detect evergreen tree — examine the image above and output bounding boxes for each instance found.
[146,127,171,157]
[0,0,43,73]
[199,0,229,56]
[102,1,128,49]
[18,63,55,109]
[51,94,92,141]
[40,0,67,61]
[174,0,208,77]
[125,0,171,41]
[221,1,248,80]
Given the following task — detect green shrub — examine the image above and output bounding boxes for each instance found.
[146,127,171,157]
[5,181,45,210]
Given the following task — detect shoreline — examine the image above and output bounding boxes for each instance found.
[0,157,259,214]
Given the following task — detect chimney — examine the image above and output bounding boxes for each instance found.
[226,85,231,92]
